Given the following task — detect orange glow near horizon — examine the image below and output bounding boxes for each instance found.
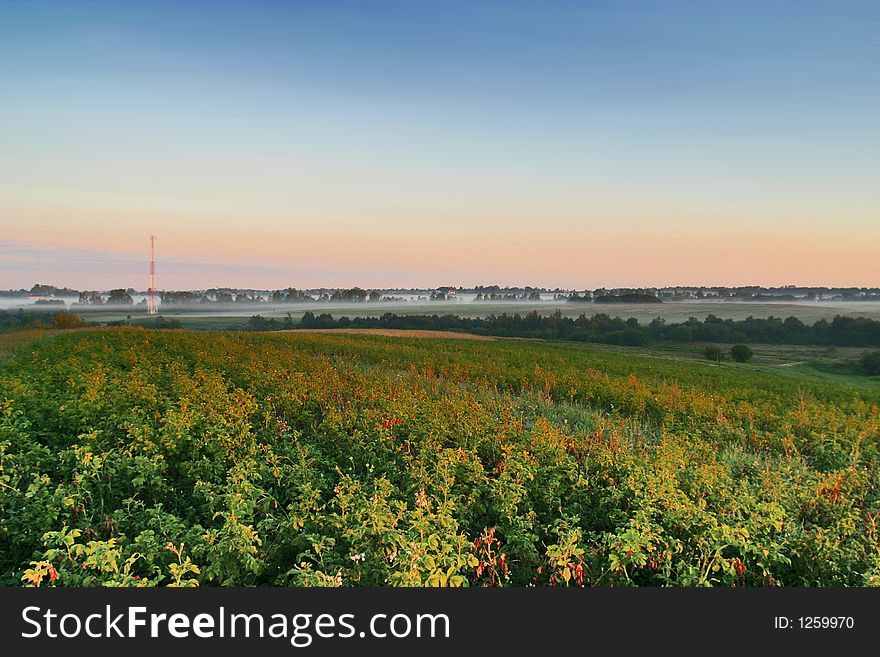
[2,197,877,290]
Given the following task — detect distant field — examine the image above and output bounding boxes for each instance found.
[65,299,880,330]
[2,327,879,588]
[289,328,494,340]
[291,328,880,391]
[581,341,880,392]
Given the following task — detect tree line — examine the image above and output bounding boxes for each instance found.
[292,310,880,347]
[0,309,86,331]
[4,307,880,349]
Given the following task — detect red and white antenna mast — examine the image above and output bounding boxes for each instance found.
[147,234,158,315]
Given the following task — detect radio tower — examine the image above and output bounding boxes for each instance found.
[147,234,158,315]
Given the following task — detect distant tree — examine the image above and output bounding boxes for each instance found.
[246,315,279,330]
[666,324,693,341]
[703,345,724,362]
[605,329,648,347]
[161,291,198,304]
[30,284,59,296]
[861,351,880,376]
[331,288,368,302]
[300,311,316,328]
[78,291,103,305]
[106,289,133,305]
[782,316,808,342]
[730,344,754,363]
[368,290,381,302]
[134,316,182,329]
[51,311,86,329]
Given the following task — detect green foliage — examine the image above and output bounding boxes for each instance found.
[2,329,880,587]
[51,311,86,330]
[0,309,90,332]
[293,311,880,347]
[861,351,880,376]
[730,344,754,363]
[703,346,724,362]
[131,316,182,330]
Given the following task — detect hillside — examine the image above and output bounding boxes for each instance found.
[1,329,878,587]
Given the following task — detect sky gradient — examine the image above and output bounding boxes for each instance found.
[1,0,878,290]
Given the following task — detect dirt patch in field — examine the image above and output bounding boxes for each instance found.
[284,328,495,340]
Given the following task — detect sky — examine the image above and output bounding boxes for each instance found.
[1,0,877,290]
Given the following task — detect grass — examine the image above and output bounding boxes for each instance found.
[590,341,880,391]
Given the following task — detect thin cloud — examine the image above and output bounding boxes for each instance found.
[0,239,427,289]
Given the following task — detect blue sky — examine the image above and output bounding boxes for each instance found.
[1,0,877,289]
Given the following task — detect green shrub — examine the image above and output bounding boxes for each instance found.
[861,351,880,376]
[730,344,754,363]
[51,311,85,329]
[703,346,724,362]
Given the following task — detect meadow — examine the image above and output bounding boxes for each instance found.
[1,328,879,587]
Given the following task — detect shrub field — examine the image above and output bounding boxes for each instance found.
[1,328,879,587]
